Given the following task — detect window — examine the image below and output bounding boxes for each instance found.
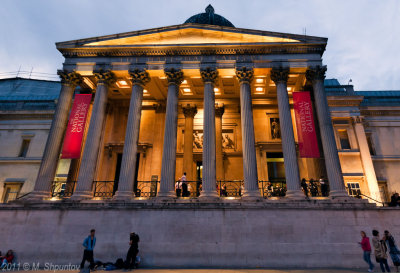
[346,182,361,197]
[2,183,22,203]
[338,129,351,150]
[267,152,285,181]
[18,139,30,157]
[366,134,376,155]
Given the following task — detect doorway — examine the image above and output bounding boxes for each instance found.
[196,161,203,181]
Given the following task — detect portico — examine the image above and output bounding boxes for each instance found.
[28,6,355,202]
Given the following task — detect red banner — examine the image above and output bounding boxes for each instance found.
[61,94,92,159]
[293,92,320,158]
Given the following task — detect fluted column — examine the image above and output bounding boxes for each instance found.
[200,68,219,198]
[271,68,303,198]
[28,71,82,200]
[352,116,381,203]
[114,69,150,200]
[182,105,197,181]
[215,105,225,181]
[236,67,260,198]
[72,70,115,199]
[158,68,184,198]
[306,66,348,198]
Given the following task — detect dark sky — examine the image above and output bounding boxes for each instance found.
[0,0,399,90]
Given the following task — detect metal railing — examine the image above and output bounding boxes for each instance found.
[93,181,115,198]
[136,181,159,198]
[300,180,330,197]
[258,180,287,198]
[51,181,76,198]
[218,180,243,197]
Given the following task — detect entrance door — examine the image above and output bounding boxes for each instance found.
[196,161,203,181]
[113,153,140,195]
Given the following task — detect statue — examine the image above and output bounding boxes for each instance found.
[193,131,203,149]
[222,134,235,149]
[271,118,281,139]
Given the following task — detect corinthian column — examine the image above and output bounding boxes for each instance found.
[158,68,184,198]
[306,66,348,198]
[28,71,82,200]
[182,105,197,181]
[271,67,303,198]
[235,67,260,198]
[114,69,150,200]
[72,69,115,199]
[200,67,219,198]
[215,105,225,181]
[352,116,381,203]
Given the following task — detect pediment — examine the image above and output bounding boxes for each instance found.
[56,24,327,49]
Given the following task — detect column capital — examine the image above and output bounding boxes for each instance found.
[235,67,254,83]
[182,104,198,118]
[164,68,184,86]
[351,116,364,124]
[215,104,225,117]
[153,102,166,113]
[306,65,327,82]
[270,67,289,84]
[200,67,218,84]
[57,70,82,86]
[93,69,116,86]
[128,68,150,86]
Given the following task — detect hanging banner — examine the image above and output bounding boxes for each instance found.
[61,94,92,159]
[293,92,320,158]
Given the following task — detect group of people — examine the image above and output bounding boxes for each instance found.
[301,178,329,197]
[0,250,14,269]
[175,172,195,197]
[80,229,140,271]
[360,230,400,272]
[389,193,400,207]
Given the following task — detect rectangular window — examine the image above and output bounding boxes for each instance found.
[366,134,376,155]
[18,139,30,157]
[266,152,285,181]
[2,183,22,203]
[338,129,351,150]
[346,182,361,197]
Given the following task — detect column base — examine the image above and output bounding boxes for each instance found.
[113,191,134,201]
[156,191,176,201]
[242,189,262,201]
[21,190,52,201]
[69,191,93,201]
[285,189,306,200]
[330,189,350,199]
[199,190,219,200]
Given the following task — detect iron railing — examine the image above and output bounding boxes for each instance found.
[136,181,159,198]
[51,181,76,198]
[174,181,201,197]
[218,180,243,197]
[258,180,287,197]
[93,181,115,198]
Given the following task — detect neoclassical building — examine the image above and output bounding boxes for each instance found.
[17,6,399,203]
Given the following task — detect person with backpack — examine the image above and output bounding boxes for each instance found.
[384,230,400,272]
[125,232,140,270]
[80,229,96,270]
[372,230,391,272]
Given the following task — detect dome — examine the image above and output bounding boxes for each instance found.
[184,5,235,28]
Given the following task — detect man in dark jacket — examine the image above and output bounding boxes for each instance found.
[80,229,96,270]
[125,232,140,269]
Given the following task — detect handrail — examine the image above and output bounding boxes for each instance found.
[357,192,386,206]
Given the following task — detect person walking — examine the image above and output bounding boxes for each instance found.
[125,232,140,270]
[80,229,96,271]
[384,230,400,272]
[373,230,391,272]
[319,177,329,197]
[359,231,375,272]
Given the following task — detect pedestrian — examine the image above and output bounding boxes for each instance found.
[309,178,318,197]
[372,230,391,272]
[80,229,96,271]
[125,232,140,270]
[389,193,400,207]
[175,180,182,197]
[182,181,188,197]
[384,230,400,272]
[319,177,329,197]
[359,231,375,272]
[0,250,14,269]
[301,178,308,197]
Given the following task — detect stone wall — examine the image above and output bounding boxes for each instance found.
[0,201,399,268]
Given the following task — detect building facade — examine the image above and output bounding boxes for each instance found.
[3,6,400,203]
